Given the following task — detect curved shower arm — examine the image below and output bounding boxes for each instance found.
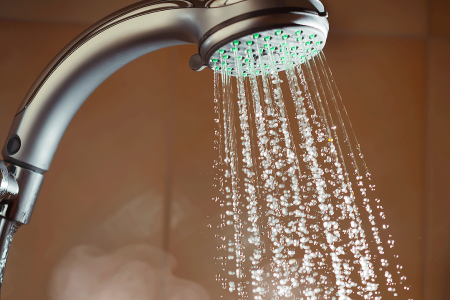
[1,2,202,174]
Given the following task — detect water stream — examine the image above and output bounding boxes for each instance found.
[212,33,412,300]
[0,218,19,290]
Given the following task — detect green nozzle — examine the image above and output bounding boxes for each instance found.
[282,35,289,40]
[219,49,224,54]
[309,34,316,39]
[247,41,253,46]
[232,47,238,52]
[264,36,271,41]
[223,55,229,59]
[253,34,260,39]
[233,41,240,46]
[212,59,218,63]
[296,31,302,36]
[275,30,282,36]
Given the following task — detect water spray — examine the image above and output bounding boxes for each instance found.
[0,0,411,298]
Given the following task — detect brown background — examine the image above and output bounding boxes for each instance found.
[0,0,449,299]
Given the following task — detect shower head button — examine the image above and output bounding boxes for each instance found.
[6,136,21,155]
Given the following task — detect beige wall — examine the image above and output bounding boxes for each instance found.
[0,0,449,299]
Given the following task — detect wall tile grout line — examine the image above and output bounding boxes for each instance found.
[421,0,433,298]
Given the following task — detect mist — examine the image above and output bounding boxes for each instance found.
[49,191,209,300]
[49,244,209,300]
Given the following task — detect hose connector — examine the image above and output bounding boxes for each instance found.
[0,160,19,203]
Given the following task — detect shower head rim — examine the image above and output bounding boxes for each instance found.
[198,7,325,51]
[199,11,328,76]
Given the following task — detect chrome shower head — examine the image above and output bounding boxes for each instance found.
[0,0,330,218]
[195,0,329,76]
[207,28,326,76]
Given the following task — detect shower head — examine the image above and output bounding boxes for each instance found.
[0,0,329,222]
[205,27,326,77]
[2,0,329,175]
[0,0,330,221]
[194,0,329,76]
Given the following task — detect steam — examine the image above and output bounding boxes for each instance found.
[49,244,209,300]
[49,191,209,300]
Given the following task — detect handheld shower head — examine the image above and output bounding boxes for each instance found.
[2,0,328,175]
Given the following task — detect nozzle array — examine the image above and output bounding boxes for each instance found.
[209,27,325,76]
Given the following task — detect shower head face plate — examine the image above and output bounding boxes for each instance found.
[207,26,326,76]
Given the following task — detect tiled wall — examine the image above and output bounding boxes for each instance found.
[0,0,449,299]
